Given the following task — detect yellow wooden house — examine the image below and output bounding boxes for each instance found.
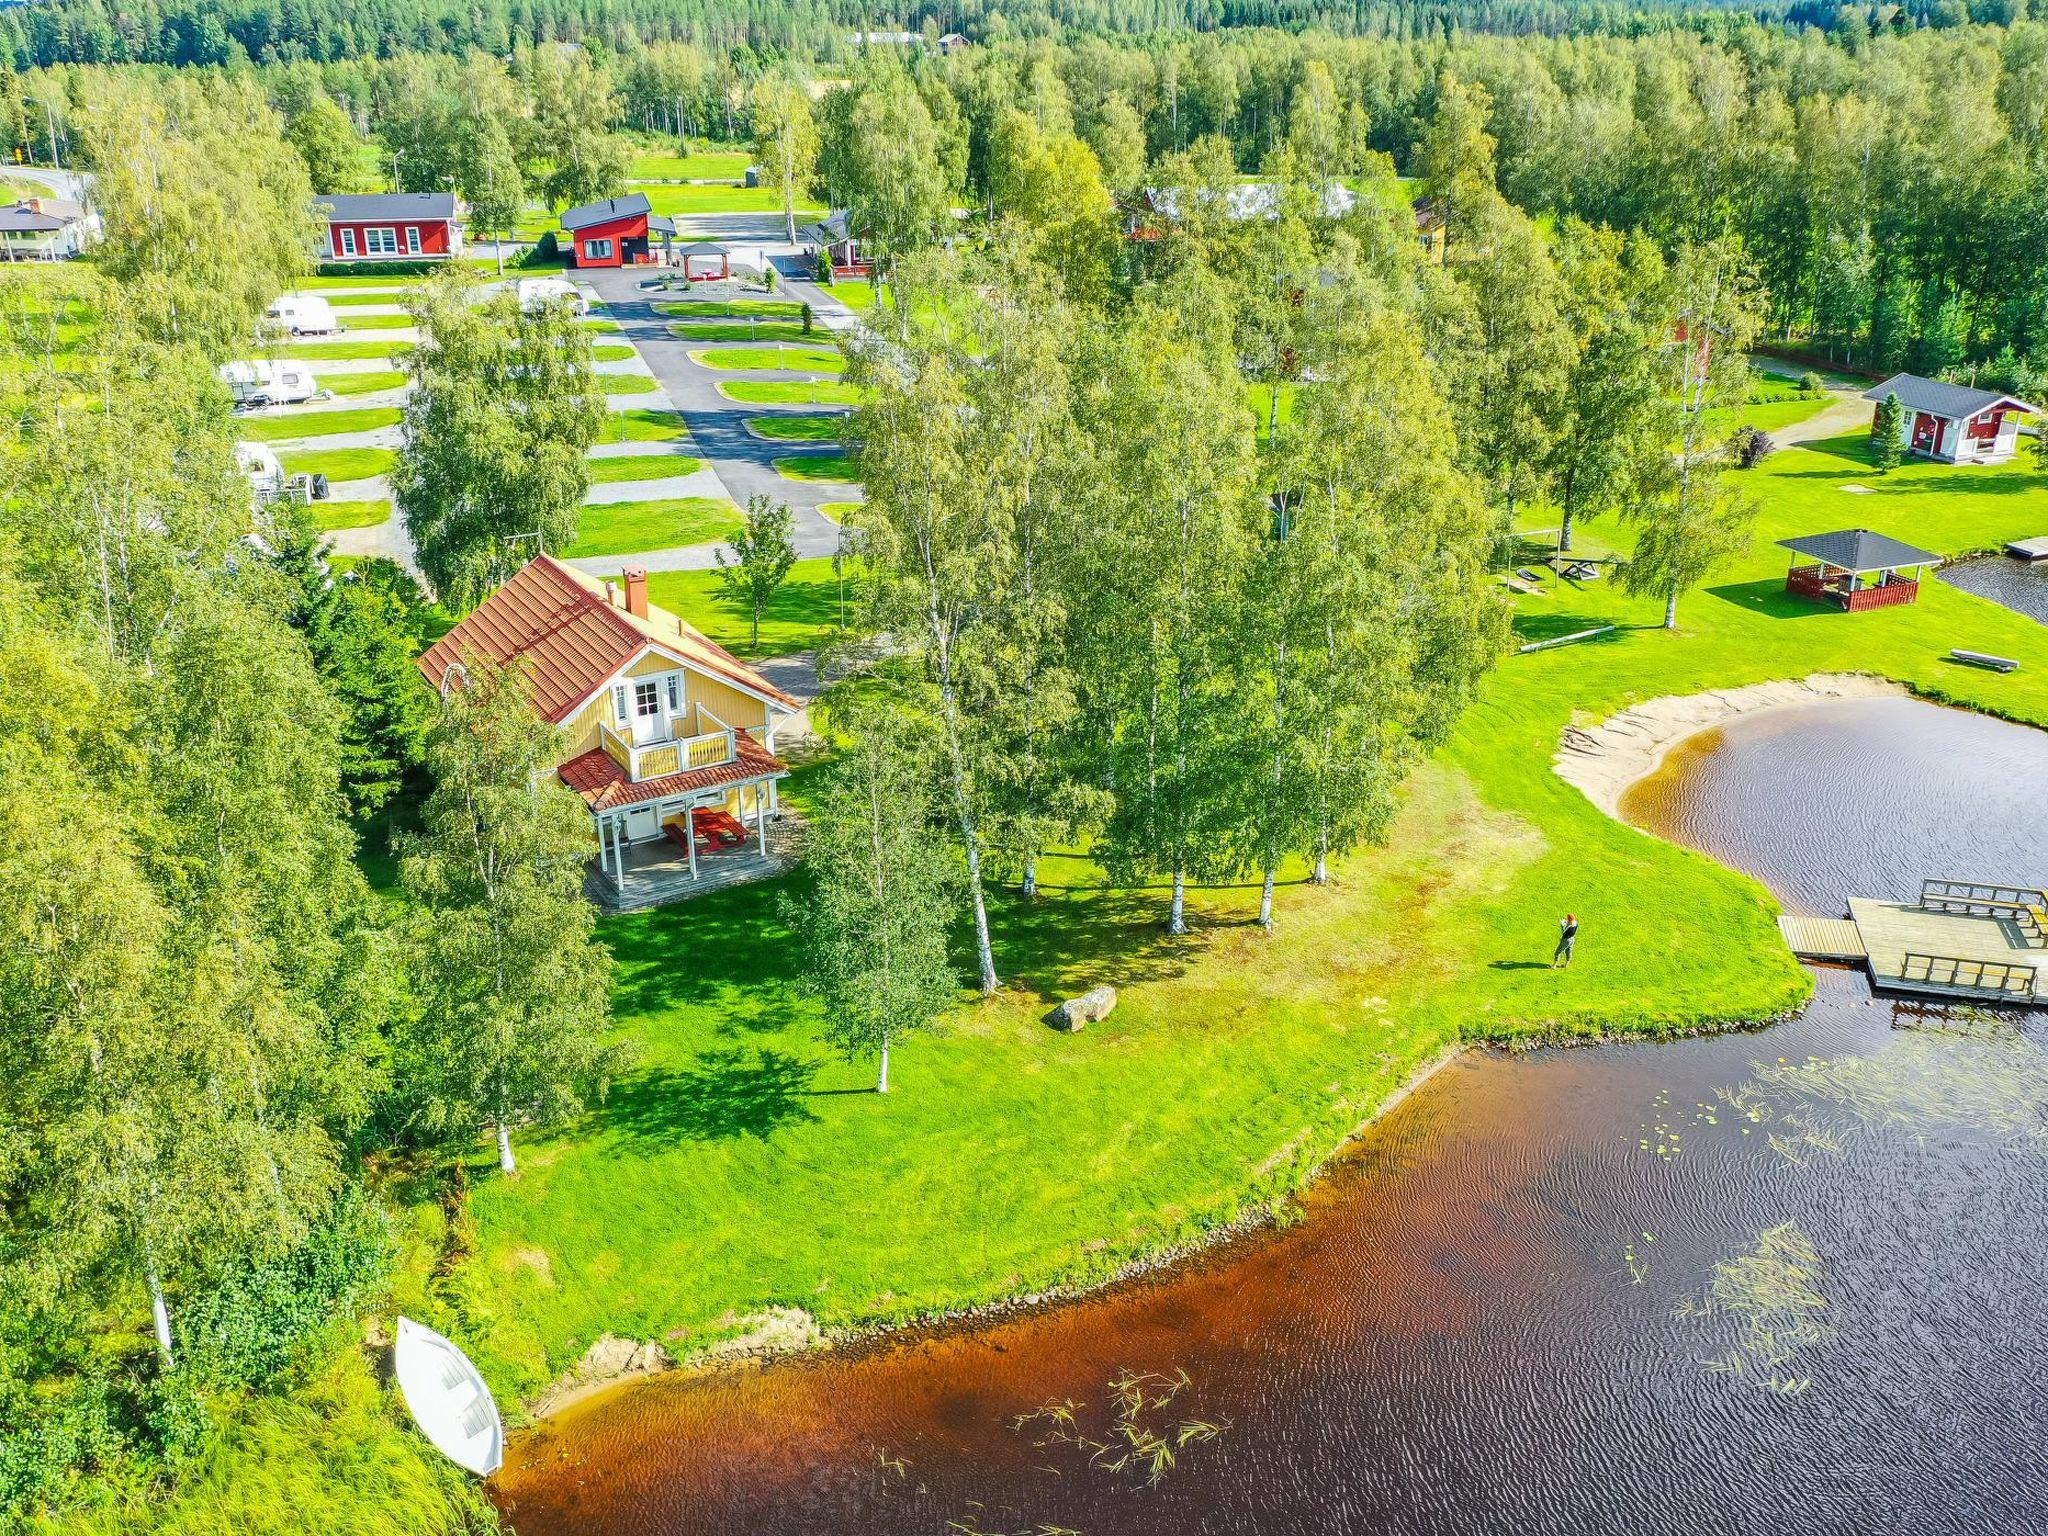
[418,554,802,907]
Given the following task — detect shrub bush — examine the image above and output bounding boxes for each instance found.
[1799,371,1825,395]
[314,259,451,279]
[175,1188,393,1392]
[1731,425,1776,468]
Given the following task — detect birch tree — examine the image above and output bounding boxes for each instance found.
[752,74,820,245]
[793,695,957,1093]
[850,335,1006,993]
[398,656,619,1174]
[1621,237,1766,629]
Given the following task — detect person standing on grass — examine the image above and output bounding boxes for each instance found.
[1554,912,1579,969]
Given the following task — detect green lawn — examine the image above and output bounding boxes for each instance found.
[584,317,623,334]
[774,451,860,483]
[657,298,805,320]
[643,557,850,657]
[324,370,409,397]
[819,500,862,521]
[717,379,864,406]
[823,276,886,313]
[747,414,848,442]
[237,407,401,442]
[584,452,704,483]
[593,344,638,362]
[313,498,391,532]
[600,374,663,395]
[670,320,818,342]
[628,147,754,180]
[642,183,824,217]
[339,316,413,332]
[324,292,411,308]
[281,447,395,482]
[279,339,416,362]
[560,496,742,558]
[455,421,2048,1408]
[691,344,843,373]
[599,409,688,444]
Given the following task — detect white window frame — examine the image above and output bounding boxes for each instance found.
[584,236,614,261]
[405,225,422,255]
[612,684,629,723]
[665,674,682,712]
[634,681,660,718]
[365,226,399,256]
[338,226,357,258]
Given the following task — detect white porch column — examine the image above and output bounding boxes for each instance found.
[595,815,609,876]
[757,784,769,856]
[686,803,699,880]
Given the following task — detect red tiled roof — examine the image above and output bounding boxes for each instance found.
[557,728,787,811]
[416,554,799,724]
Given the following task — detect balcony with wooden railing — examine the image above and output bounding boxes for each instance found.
[598,702,737,784]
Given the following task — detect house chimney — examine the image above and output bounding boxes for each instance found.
[603,579,618,606]
[622,565,649,619]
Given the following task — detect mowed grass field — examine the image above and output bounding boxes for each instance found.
[644,556,849,657]
[599,408,690,444]
[747,414,848,441]
[237,406,401,442]
[718,379,863,406]
[453,409,2048,1406]
[280,446,395,482]
[561,496,742,558]
[773,451,860,483]
[585,451,704,483]
[691,344,843,373]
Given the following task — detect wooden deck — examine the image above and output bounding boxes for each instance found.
[1780,885,2046,1004]
[1844,898,2045,1001]
[2004,535,2048,561]
[586,815,803,913]
[1778,915,1866,961]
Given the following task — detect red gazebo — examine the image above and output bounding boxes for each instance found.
[1778,528,1940,612]
[679,241,732,282]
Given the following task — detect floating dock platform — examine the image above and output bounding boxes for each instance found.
[2006,535,2048,561]
[1780,879,2047,1004]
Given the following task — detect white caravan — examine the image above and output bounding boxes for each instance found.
[517,276,589,317]
[267,293,341,335]
[236,441,285,500]
[219,359,320,407]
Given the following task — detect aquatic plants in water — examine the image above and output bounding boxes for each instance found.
[1011,1368,1227,1488]
[1677,1222,1835,1393]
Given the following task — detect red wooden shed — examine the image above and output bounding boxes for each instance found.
[560,193,676,269]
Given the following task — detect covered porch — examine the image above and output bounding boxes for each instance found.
[587,779,795,911]
[1778,528,1939,613]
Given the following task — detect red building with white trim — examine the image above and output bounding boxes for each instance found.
[1862,373,2039,466]
[560,193,676,269]
[319,192,462,263]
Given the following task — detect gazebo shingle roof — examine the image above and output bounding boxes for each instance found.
[1776,528,1941,573]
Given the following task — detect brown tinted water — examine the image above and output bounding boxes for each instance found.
[494,696,2048,1536]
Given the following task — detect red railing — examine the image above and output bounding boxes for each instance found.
[1843,579,1917,611]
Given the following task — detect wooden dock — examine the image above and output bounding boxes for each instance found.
[1780,879,2048,1005]
[2005,535,2048,561]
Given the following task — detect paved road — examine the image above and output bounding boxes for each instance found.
[578,264,861,572]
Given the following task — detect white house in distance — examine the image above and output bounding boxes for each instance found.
[0,195,99,259]
[1863,373,2039,466]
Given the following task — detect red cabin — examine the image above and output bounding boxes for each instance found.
[561,193,676,269]
[320,192,461,263]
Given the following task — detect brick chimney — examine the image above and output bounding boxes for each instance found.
[622,565,649,619]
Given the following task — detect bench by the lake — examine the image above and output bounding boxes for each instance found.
[1951,649,2019,673]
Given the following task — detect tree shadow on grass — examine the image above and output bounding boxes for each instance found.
[602,878,810,1026]
[975,884,1207,1000]
[602,1046,823,1148]
[1706,578,1837,619]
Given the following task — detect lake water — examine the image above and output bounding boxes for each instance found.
[1941,555,2048,627]
[493,696,2048,1536]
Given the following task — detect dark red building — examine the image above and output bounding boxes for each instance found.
[561,193,676,269]
[320,192,462,263]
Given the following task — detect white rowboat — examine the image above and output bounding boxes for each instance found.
[393,1316,504,1476]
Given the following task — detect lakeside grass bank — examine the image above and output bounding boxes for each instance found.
[445,422,2048,1414]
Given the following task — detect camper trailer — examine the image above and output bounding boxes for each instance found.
[219,359,320,408]
[267,293,341,336]
[236,442,286,500]
[516,276,589,317]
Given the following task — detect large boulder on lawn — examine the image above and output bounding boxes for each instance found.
[1047,985,1116,1032]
